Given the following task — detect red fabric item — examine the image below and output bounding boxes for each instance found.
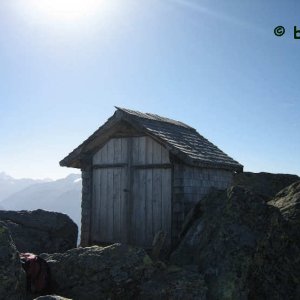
[20,252,51,294]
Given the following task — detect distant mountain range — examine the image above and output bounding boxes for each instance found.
[0,172,51,202]
[0,172,82,232]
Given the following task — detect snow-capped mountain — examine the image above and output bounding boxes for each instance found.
[0,173,82,231]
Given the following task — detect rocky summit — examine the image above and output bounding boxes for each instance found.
[0,209,78,254]
[0,173,299,299]
[171,182,300,300]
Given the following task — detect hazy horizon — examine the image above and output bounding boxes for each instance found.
[0,170,80,181]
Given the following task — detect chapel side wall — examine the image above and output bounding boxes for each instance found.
[172,164,233,242]
[80,166,93,247]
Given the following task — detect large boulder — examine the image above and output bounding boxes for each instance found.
[0,209,78,254]
[40,244,154,299]
[41,244,207,300]
[171,186,300,299]
[248,181,300,299]
[0,222,26,299]
[233,172,299,200]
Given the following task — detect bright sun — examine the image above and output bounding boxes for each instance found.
[28,0,103,21]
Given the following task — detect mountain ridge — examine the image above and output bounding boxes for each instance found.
[0,172,82,232]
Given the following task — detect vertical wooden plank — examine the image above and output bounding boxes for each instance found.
[126,137,134,244]
[114,138,122,163]
[91,169,99,241]
[145,168,153,246]
[152,168,162,236]
[95,169,101,240]
[132,169,146,246]
[119,167,123,241]
[106,168,114,242]
[102,142,108,164]
[138,136,146,165]
[152,138,162,244]
[130,137,139,244]
[91,169,96,241]
[99,168,107,242]
[152,139,162,164]
[119,137,128,243]
[161,169,172,246]
[121,138,128,163]
[145,138,153,246]
[121,166,128,243]
[160,144,170,164]
[148,137,154,163]
[113,167,121,241]
[132,137,139,165]
[139,169,146,246]
[131,167,138,245]
[107,139,114,164]
[105,139,114,242]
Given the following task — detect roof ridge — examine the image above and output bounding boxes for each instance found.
[115,106,193,129]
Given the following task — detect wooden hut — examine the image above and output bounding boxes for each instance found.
[60,107,243,247]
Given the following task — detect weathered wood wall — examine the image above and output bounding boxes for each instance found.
[90,136,172,247]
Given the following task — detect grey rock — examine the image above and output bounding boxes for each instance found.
[233,171,299,200]
[0,209,77,254]
[40,243,155,300]
[0,222,26,300]
[139,265,207,299]
[249,181,300,300]
[269,180,300,225]
[171,185,300,299]
[41,243,207,300]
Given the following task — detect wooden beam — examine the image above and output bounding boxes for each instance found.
[133,163,172,169]
[93,163,127,169]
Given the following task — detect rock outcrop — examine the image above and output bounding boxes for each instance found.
[41,243,207,300]
[248,181,300,300]
[171,185,300,299]
[269,180,300,227]
[233,171,299,200]
[0,223,26,299]
[0,209,78,254]
[40,244,154,299]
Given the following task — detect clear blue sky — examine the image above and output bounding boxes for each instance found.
[0,0,299,179]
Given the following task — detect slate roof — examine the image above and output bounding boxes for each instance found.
[60,107,243,172]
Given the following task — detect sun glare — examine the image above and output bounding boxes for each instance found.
[27,0,103,21]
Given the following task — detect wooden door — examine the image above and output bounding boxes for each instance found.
[91,138,128,244]
[91,136,171,247]
[131,136,172,247]
[132,168,171,247]
[92,167,127,243]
